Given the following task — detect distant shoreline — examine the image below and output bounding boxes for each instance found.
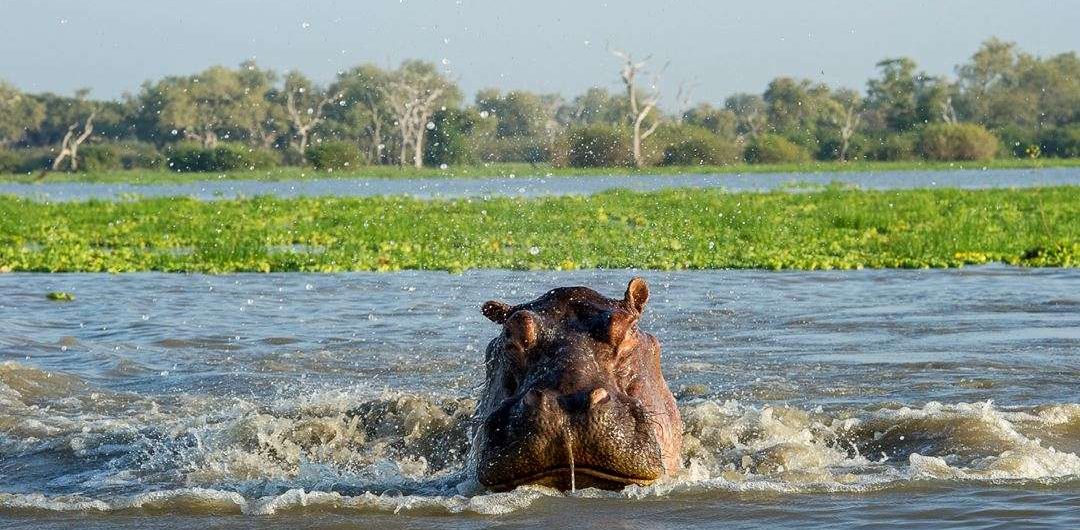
[2,158,1078,185]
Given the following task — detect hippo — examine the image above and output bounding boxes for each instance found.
[469,277,683,491]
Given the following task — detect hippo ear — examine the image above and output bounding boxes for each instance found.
[608,308,638,346]
[624,277,649,314]
[482,300,511,324]
[504,310,540,359]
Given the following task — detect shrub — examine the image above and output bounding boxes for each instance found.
[167,142,281,172]
[474,137,560,164]
[212,143,280,170]
[281,146,306,166]
[867,133,918,161]
[425,109,478,167]
[305,141,364,170]
[564,125,632,168]
[118,143,166,169]
[0,148,25,173]
[165,143,213,172]
[653,125,742,166]
[743,134,811,164]
[815,133,868,161]
[1038,125,1080,158]
[917,123,999,161]
[79,144,124,171]
[0,148,51,173]
[994,125,1039,158]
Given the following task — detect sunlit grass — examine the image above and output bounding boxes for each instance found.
[0,187,1076,272]
[2,158,1078,184]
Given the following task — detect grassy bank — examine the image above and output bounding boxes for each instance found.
[2,158,1079,184]
[1,187,1076,272]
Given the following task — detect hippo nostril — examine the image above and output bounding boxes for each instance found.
[589,387,609,406]
[523,388,555,412]
[523,389,541,408]
[558,387,609,415]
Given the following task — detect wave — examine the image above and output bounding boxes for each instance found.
[1,361,1078,516]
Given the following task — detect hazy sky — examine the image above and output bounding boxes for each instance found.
[1,0,1076,107]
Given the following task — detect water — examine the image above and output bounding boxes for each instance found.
[1,267,1077,528]
[2,167,1078,201]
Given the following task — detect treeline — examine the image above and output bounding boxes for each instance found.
[0,38,1078,175]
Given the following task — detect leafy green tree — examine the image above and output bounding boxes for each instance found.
[140,63,278,148]
[383,60,461,167]
[0,81,44,146]
[762,77,836,152]
[328,64,395,164]
[280,70,341,156]
[866,58,957,133]
[866,58,921,132]
[235,61,285,148]
[724,93,767,138]
[820,88,864,160]
[682,103,738,139]
[474,89,558,138]
[956,38,1080,129]
[556,87,629,126]
[26,90,128,147]
[425,107,479,166]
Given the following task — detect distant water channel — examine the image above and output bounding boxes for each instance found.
[2,167,1078,201]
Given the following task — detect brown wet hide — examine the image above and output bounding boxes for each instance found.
[470,277,683,491]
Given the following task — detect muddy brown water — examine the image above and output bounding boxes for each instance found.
[1,267,1077,528]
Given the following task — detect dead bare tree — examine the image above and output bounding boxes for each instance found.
[44,110,96,176]
[611,48,664,168]
[837,103,861,161]
[367,102,385,164]
[674,81,697,124]
[940,96,959,124]
[286,87,340,156]
[385,78,444,168]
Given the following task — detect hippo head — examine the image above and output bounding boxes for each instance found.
[470,277,682,491]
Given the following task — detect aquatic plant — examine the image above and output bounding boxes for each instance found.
[0,187,1075,272]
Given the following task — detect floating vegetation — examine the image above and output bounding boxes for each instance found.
[0,187,1076,273]
[46,291,74,301]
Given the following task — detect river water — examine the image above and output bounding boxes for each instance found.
[1,266,1077,528]
[2,167,1079,201]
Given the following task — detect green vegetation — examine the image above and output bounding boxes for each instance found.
[1,38,1078,178]
[917,123,999,161]
[305,141,365,170]
[45,291,74,301]
[1,187,1075,273]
